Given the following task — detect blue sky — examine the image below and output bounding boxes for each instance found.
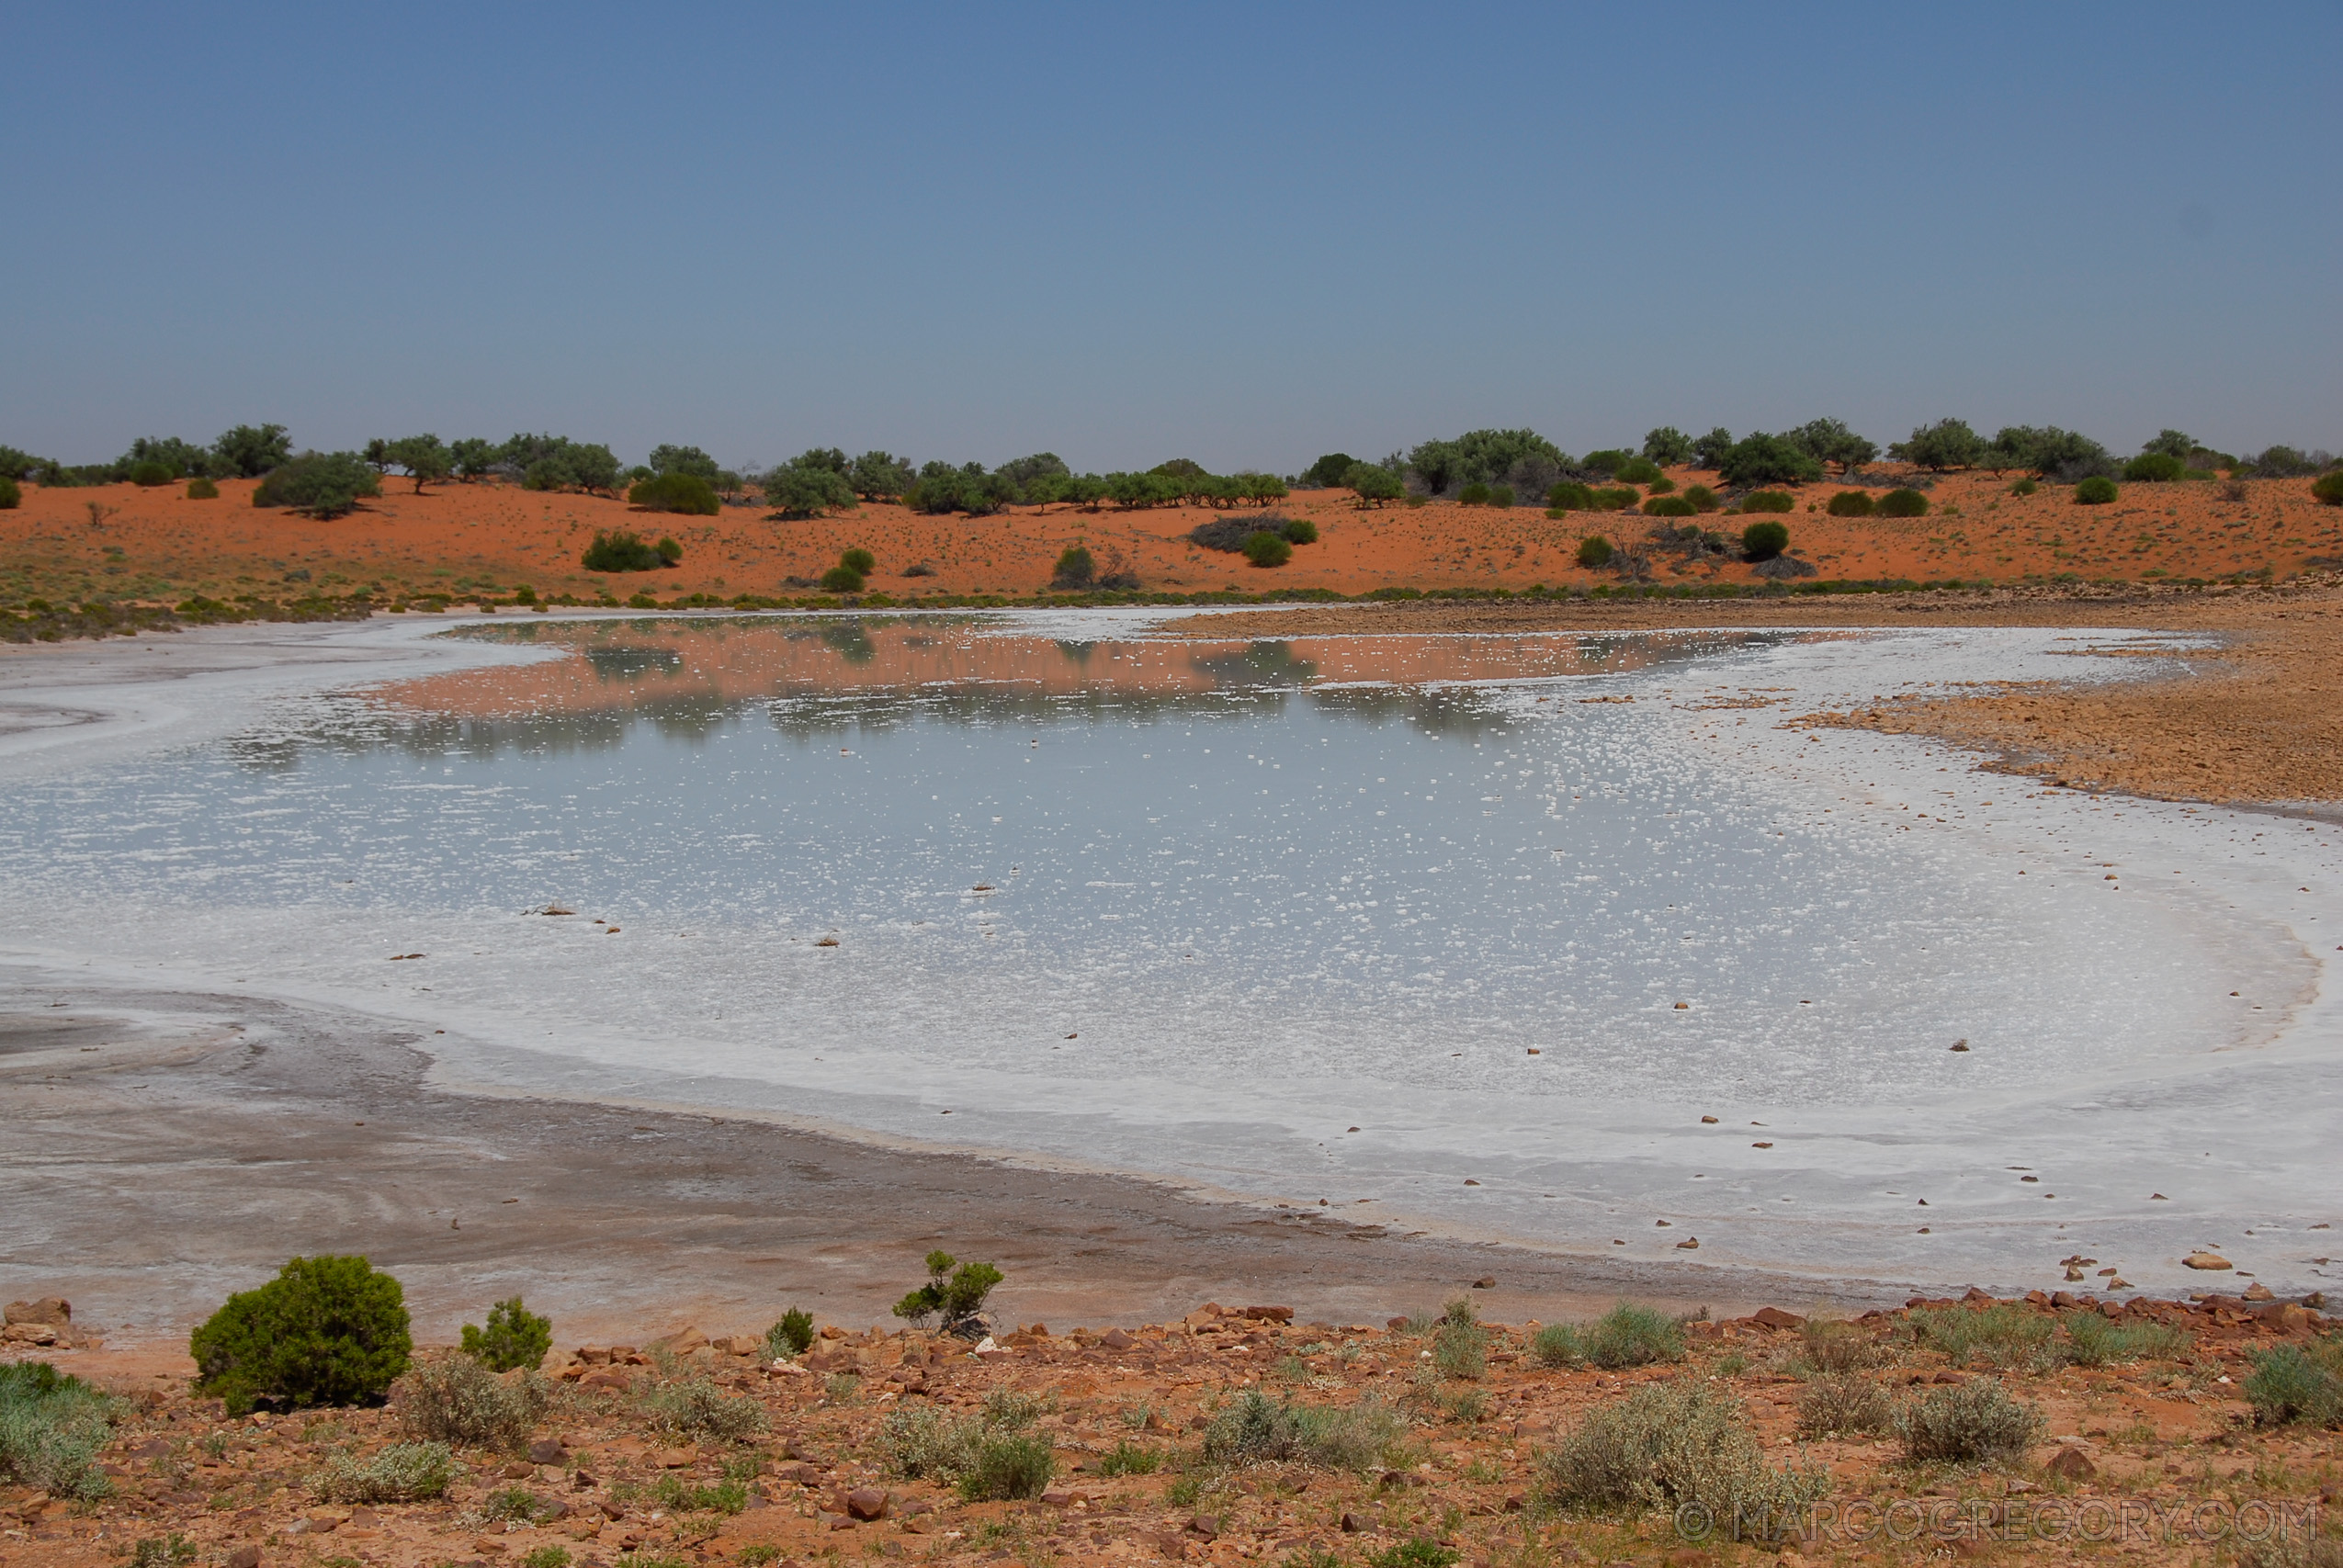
[4,2,2335,472]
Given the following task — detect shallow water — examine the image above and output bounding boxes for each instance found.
[4,612,2335,1292]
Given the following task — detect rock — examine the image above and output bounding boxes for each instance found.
[1339,1512,1364,1533]
[654,1447,696,1468]
[1751,1307,1805,1330]
[3,1298,69,1327]
[722,1335,763,1356]
[1101,1327,1135,1351]
[1963,1287,1997,1303]
[2243,1283,2274,1302]
[1473,1277,1497,1290]
[1040,1488,1082,1506]
[1187,1514,1220,1539]
[226,1549,263,1568]
[1675,1237,1700,1249]
[2,1323,59,1346]
[2045,1448,2098,1482]
[1238,1305,1295,1323]
[579,1367,630,1392]
[2183,1254,2234,1270]
[471,1536,508,1555]
[846,1486,888,1520]
[500,1461,534,1480]
[1700,1114,1718,1123]
[821,1511,854,1530]
[527,1438,568,1464]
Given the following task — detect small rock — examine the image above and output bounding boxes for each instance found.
[821,1510,855,1530]
[1472,1277,1497,1290]
[2244,1283,2274,1302]
[225,1549,263,1568]
[500,1461,534,1480]
[1750,1307,1805,1329]
[1187,1514,1220,1539]
[2,1298,69,1327]
[1340,1512,1364,1533]
[846,1486,888,1520]
[2045,1448,2098,1482]
[1700,1114,1718,1123]
[2183,1254,2234,1271]
[654,1447,696,1468]
[527,1438,567,1464]
[1675,1237,1700,1249]
[1101,1327,1135,1351]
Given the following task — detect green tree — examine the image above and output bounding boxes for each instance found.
[459,1297,552,1372]
[1051,546,1095,588]
[1640,427,1693,467]
[1987,425,2111,479]
[251,452,382,518]
[2142,428,2197,460]
[891,1251,1002,1333]
[381,434,453,493]
[1022,471,1071,511]
[1300,453,1359,488]
[1785,417,1878,473]
[1406,438,1462,495]
[0,446,47,481]
[211,423,293,479]
[1891,418,1984,472]
[450,438,500,479]
[1717,434,1823,488]
[764,462,856,519]
[1149,457,1207,481]
[908,461,1011,515]
[1345,462,1405,506]
[848,450,915,501]
[996,452,1071,500]
[629,472,722,514]
[1690,427,1735,469]
[120,435,216,479]
[190,1257,412,1415]
[647,444,722,484]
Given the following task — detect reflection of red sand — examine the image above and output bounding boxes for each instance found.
[379,622,1802,720]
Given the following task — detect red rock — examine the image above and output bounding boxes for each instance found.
[1101,1328,1135,1351]
[1187,1514,1220,1539]
[654,1447,696,1468]
[1750,1307,1805,1330]
[1239,1305,1294,1323]
[527,1438,567,1464]
[225,1550,262,1568]
[4,1298,69,1327]
[2045,1448,2098,1482]
[1340,1512,1364,1532]
[845,1486,888,1520]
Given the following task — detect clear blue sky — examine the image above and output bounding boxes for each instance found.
[4,2,2335,473]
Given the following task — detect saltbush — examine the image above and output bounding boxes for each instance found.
[1875,488,1930,517]
[765,1309,815,1359]
[640,1375,769,1443]
[1546,482,1595,512]
[2060,1313,2187,1368]
[1432,1299,1488,1380]
[1540,1381,1826,1536]
[1896,1377,2042,1462]
[186,477,219,499]
[879,1398,1058,1499]
[2009,478,2039,496]
[129,460,176,487]
[460,1297,552,1372]
[1531,1323,1583,1368]
[1644,495,1697,517]
[1646,475,1676,494]
[0,477,17,509]
[1051,547,1095,589]
[1826,490,1874,517]
[1740,520,1791,561]
[1584,1303,1685,1370]
[1739,491,1794,514]
[312,1440,456,1502]
[628,472,720,515]
[582,530,674,572]
[1201,1388,1405,1470]
[1242,530,1294,568]
[1593,486,1641,511]
[1575,536,1614,569]
[1613,457,1663,485]
[1488,484,1514,510]
[0,1361,119,1499]
[1908,1304,2054,1372]
[1795,1375,1896,1438]
[2122,452,2186,482]
[392,1354,548,1450]
[2314,472,2343,505]
[2074,476,2118,504]
[190,1256,413,1415]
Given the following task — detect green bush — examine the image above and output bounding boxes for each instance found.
[1488,484,1514,509]
[191,1256,413,1415]
[1539,1381,1826,1535]
[1344,463,1406,505]
[1585,1303,1686,1370]
[2123,452,2186,482]
[391,1354,548,1450]
[1896,1378,2042,1462]
[1682,483,1718,513]
[0,1361,119,1498]
[1096,1438,1162,1476]
[2074,476,2118,504]
[654,1472,748,1514]
[1580,449,1631,477]
[640,1376,769,1443]
[312,1440,456,1502]
[1646,475,1676,494]
[129,460,175,487]
[837,547,875,576]
[1643,426,1694,467]
[1718,434,1823,488]
[628,472,721,515]
[460,1298,551,1372]
[1546,482,1595,512]
[2242,1340,2343,1427]
[1432,1299,1488,1380]
[1367,1541,1460,1568]
[251,452,382,519]
[2059,1313,2187,1368]
[1593,486,1641,511]
[2009,478,2039,496]
[1531,1323,1582,1368]
[1201,1388,1404,1471]
[2314,472,2343,505]
[1740,491,1794,514]
[1613,457,1662,485]
[959,1432,1055,1501]
[1740,520,1791,561]
[1051,546,1095,589]
[582,530,673,571]
[1281,517,1319,544]
[819,565,866,592]
[212,423,294,479]
[1826,490,1874,517]
[1908,1304,2054,1372]
[1795,1376,1895,1438]
[1875,488,1930,517]
[0,477,17,509]
[1243,530,1294,568]
[765,1309,815,1359]
[186,477,218,499]
[1644,495,1697,517]
[892,1250,1002,1334]
[1301,453,1360,488]
[1576,535,1613,568]
[1457,481,1490,506]
[1893,417,1985,472]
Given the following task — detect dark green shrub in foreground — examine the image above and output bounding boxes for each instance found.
[582,529,674,571]
[0,1360,119,1498]
[765,1308,816,1359]
[1457,481,1491,506]
[0,477,17,510]
[821,564,866,592]
[1051,546,1095,589]
[628,471,720,515]
[2314,471,2343,505]
[1827,490,1874,517]
[1644,495,1697,517]
[1740,491,1794,514]
[2075,475,2118,504]
[460,1297,552,1372]
[892,1250,1002,1333]
[1613,457,1663,485]
[1243,530,1294,567]
[1741,520,1791,560]
[1281,517,1319,544]
[187,477,219,499]
[190,1256,413,1414]
[252,451,381,518]
[841,547,877,575]
[1546,481,1595,512]
[2123,451,2186,482]
[1875,487,1930,517]
[1682,483,1718,513]
[128,460,175,487]
[1576,536,1614,569]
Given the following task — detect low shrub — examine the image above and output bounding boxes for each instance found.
[628,471,721,515]
[1797,1319,1884,1374]
[1613,457,1663,485]
[1584,1303,1686,1370]
[640,1375,769,1444]
[482,1484,549,1521]
[1488,484,1514,509]
[1242,530,1294,568]
[0,1360,119,1498]
[0,477,18,509]
[1547,482,1595,512]
[1096,1438,1162,1476]
[311,1440,456,1502]
[127,1535,197,1566]
[1281,516,1319,544]
[1345,463,1406,505]
[1740,491,1795,513]
[1682,483,1718,513]
[1190,515,1292,552]
[1531,1323,1583,1367]
[960,1432,1056,1501]
[460,1298,551,1373]
[1540,1381,1827,1535]
[1368,1541,1460,1568]
[1644,495,1698,517]
[2315,472,2343,505]
[1576,536,1614,569]
[2074,476,2118,504]
[1896,1377,2043,1462]
[129,460,176,487]
[1795,1376,1895,1438]
[765,1309,815,1359]
[1432,1299,1488,1380]
[2123,452,2187,482]
[2060,1313,2188,1368]
[1826,490,1874,517]
[1909,1304,2055,1372]
[1201,1388,1405,1471]
[392,1354,548,1450]
[841,547,876,575]
[1646,475,1677,494]
[1580,449,1631,477]
[186,477,218,499]
[654,1472,748,1514]
[582,530,674,571]
[190,1255,413,1415]
[1594,486,1641,511]
[1740,520,1791,561]
[820,564,866,592]
[1875,488,1930,517]
[2242,1340,2343,1427]
[2009,478,2039,496]
[1051,546,1095,589]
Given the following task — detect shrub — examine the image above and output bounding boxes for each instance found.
[640,1376,769,1443]
[186,477,218,499]
[1892,417,1985,472]
[1097,1439,1162,1476]
[837,547,875,576]
[311,1440,456,1502]
[1301,453,1359,488]
[520,1548,572,1568]
[1531,1323,1582,1368]
[1644,495,1697,517]
[1875,488,1930,517]
[1488,484,1514,509]
[1645,475,1676,494]
[1593,486,1641,511]
[1345,463,1406,505]
[1795,1376,1895,1438]
[1896,1378,2042,1462]
[1643,426,1693,467]
[129,460,175,487]
[2123,452,2186,482]
[2060,1314,2187,1368]
[1580,449,1630,477]
[1826,490,1874,517]
[1740,491,1794,514]
[2074,476,2118,504]
[1051,546,1095,589]
[582,530,673,571]
[251,452,382,519]
[392,1354,547,1450]
[1576,536,1613,569]
[1909,1304,2054,1372]
[1540,1382,1826,1535]
[1613,457,1663,485]
[1432,1299,1488,1380]
[1368,1542,1460,1568]
[1243,530,1294,568]
[2009,478,2039,496]
[1585,1303,1686,1370]
[892,1250,1002,1334]
[765,1309,815,1359]
[1785,416,1880,474]
[628,472,720,515]
[959,1432,1055,1501]
[764,461,857,520]
[1457,481,1490,506]
[1281,517,1318,544]
[1202,1388,1404,1471]
[2314,472,2343,505]
[190,1256,413,1415]
[0,1360,119,1498]
[2242,1341,2343,1427]
[1682,483,1718,513]
[211,423,293,478]
[820,564,865,592]
[0,477,17,510]
[1718,434,1823,488]
[1740,520,1791,561]
[654,1472,748,1513]
[460,1298,551,1372]
[1546,482,1595,512]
